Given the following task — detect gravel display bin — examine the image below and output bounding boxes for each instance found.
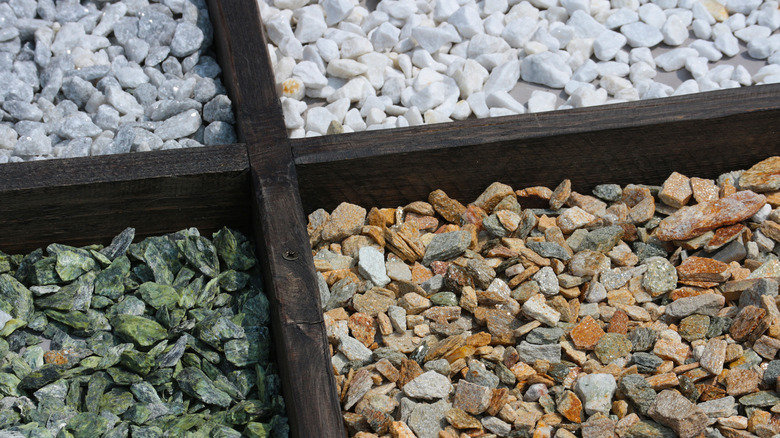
[0,1,779,437]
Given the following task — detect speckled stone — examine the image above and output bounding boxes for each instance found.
[642,257,678,296]
[628,328,658,352]
[633,352,664,373]
[526,327,564,345]
[620,374,657,416]
[678,315,710,342]
[648,390,708,438]
[452,380,492,415]
[594,333,632,364]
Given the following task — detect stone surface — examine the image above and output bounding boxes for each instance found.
[575,373,617,415]
[657,191,767,241]
[403,371,453,400]
[740,156,780,192]
[648,390,708,438]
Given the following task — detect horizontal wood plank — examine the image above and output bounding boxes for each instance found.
[0,144,251,254]
[295,85,780,213]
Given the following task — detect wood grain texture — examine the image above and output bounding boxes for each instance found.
[0,144,251,254]
[208,2,346,437]
[295,84,780,213]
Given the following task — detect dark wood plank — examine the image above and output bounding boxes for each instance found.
[0,144,251,254]
[207,2,346,437]
[295,84,780,213]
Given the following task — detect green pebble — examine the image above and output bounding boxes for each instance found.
[430,292,458,306]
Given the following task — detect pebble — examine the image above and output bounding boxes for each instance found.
[575,373,617,415]
[313,157,780,437]
[0,1,234,161]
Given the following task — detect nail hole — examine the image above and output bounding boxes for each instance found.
[283,250,298,261]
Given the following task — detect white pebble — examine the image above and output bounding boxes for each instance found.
[484,60,522,94]
[639,3,667,28]
[485,90,527,113]
[606,8,640,29]
[467,92,490,118]
[662,14,688,45]
[655,47,699,71]
[293,61,329,89]
[690,39,724,61]
[714,32,740,57]
[326,58,368,78]
[685,56,709,78]
[341,36,374,59]
[594,30,628,60]
[449,6,484,38]
[692,18,713,39]
[569,10,607,38]
[451,100,472,119]
[621,22,664,46]
[732,64,752,85]
[527,90,558,112]
[597,61,630,77]
[453,59,489,98]
[305,106,338,134]
[673,79,700,95]
[522,52,573,88]
[572,59,600,82]
[323,0,357,26]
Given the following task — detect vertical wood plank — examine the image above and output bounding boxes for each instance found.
[206,1,346,437]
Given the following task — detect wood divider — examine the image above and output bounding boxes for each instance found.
[207,2,346,437]
[294,84,780,213]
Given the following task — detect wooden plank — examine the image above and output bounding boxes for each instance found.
[207,2,346,437]
[0,144,250,254]
[294,85,780,213]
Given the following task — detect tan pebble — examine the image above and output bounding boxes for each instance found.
[474,182,516,213]
[517,186,553,200]
[659,171,693,209]
[550,179,572,210]
[656,191,767,241]
[747,410,772,433]
[389,421,416,438]
[557,207,596,234]
[690,177,720,204]
[646,372,680,390]
[726,369,761,396]
[718,416,748,430]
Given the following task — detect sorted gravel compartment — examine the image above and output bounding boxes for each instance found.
[0,226,289,437]
[309,156,780,437]
[0,0,238,163]
[258,0,780,136]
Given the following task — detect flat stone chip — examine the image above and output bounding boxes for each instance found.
[740,156,780,192]
[656,191,767,241]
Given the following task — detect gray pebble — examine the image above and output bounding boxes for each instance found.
[134,83,158,108]
[56,137,91,158]
[56,112,102,139]
[162,57,183,77]
[170,21,204,57]
[3,100,42,122]
[181,51,200,73]
[131,128,163,152]
[145,46,170,67]
[154,109,202,141]
[203,95,235,124]
[107,125,135,155]
[137,7,177,46]
[124,37,150,64]
[93,105,120,131]
[193,77,218,103]
[10,0,37,19]
[114,63,149,89]
[13,128,51,156]
[62,76,97,108]
[36,0,56,21]
[113,17,139,46]
[193,56,221,78]
[147,99,201,121]
[526,327,564,344]
[203,121,236,146]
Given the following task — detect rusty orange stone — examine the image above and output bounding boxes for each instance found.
[767,191,780,208]
[410,262,433,285]
[669,287,713,301]
[516,186,553,200]
[429,189,467,224]
[443,345,477,364]
[389,421,416,438]
[375,358,400,383]
[656,190,767,241]
[474,182,515,213]
[44,350,69,365]
[466,332,492,347]
[556,390,583,423]
[739,156,780,192]
[426,335,467,362]
[622,184,653,207]
[348,312,377,347]
[760,220,780,242]
[704,223,746,251]
[367,207,396,227]
[608,309,629,335]
[697,384,727,402]
[430,261,449,276]
[397,359,423,388]
[462,205,487,229]
[569,315,606,350]
[676,256,731,282]
[730,305,769,343]
[486,387,510,416]
[404,212,439,231]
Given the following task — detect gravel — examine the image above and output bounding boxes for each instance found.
[0,0,237,164]
[261,0,780,137]
[314,155,780,437]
